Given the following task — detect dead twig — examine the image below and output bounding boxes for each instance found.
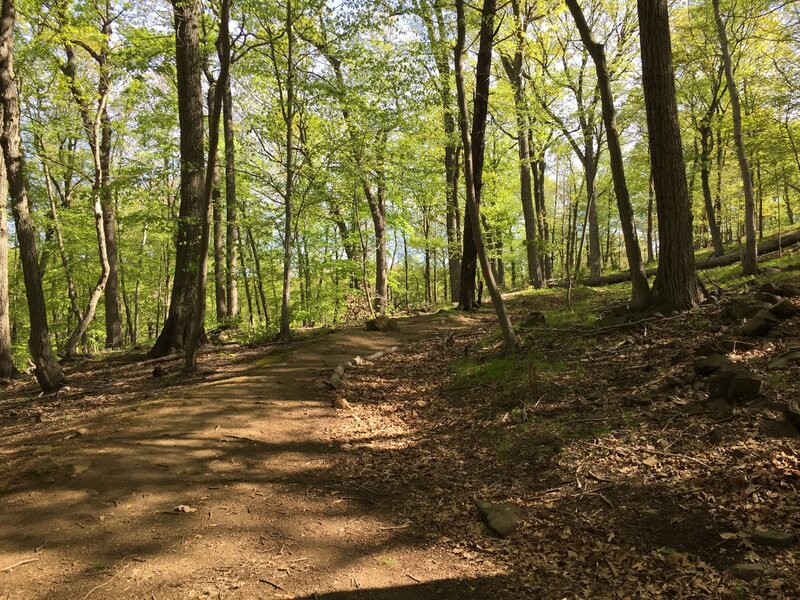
[259,578,285,591]
[1,556,39,572]
[81,561,130,600]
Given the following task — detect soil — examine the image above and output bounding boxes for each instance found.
[1,282,799,599]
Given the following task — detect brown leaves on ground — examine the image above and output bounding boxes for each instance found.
[331,283,800,599]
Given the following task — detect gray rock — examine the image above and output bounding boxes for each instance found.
[764,419,800,438]
[476,500,523,538]
[31,457,60,475]
[725,296,771,320]
[731,563,768,581]
[693,354,734,376]
[708,428,723,444]
[755,291,781,304]
[708,397,733,420]
[751,529,796,548]
[727,372,762,403]
[741,316,773,337]
[770,299,799,319]
[768,349,800,370]
[694,343,720,357]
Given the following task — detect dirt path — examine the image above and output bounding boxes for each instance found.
[0,312,511,600]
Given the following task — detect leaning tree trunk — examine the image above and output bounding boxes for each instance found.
[0,0,65,391]
[457,0,496,310]
[712,0,757,275]
[566,0,649,308]
[455,0,515,352]
[149,0,207,358]
[637,0,703,311]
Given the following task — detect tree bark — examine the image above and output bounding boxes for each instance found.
[0,146,14,377]
[455,0,515,352]
[457,0,496,310]
[712,0,757,275]
[0,0,65,391]
[279,0,294,340]
[222,47,239,318]
[212,168,227,320]
[566,0,649,308]
[699,119,725,256]
[150,0,206,358]
[637,0,703,310]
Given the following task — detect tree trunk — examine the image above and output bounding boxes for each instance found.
[212,168,227,320]
[712,0,757,275]
[699,121,725,256]
[0,147,14,377]
[222,48,239,318]
[637,0,703,311]
[279,0,294,341]
[458,0,496,310]
[150,0,206,358]
[567,0,649,308]
[0,0,65,391]
[454,0,515,352]
[646,173,655,262]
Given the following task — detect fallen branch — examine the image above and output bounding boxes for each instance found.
[81,562,130,600]
[1,556,39,572]
[259,578,285,591]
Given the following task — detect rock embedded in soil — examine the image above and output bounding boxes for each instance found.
[741,316,774,337]
[693,354,734,376]
[769,299,799,319]
[731,563,768,581]
[756,291,781,304]
[751,529,797,549]
[476,500,523,538]
[769,348,800,370]
[725,296,771,320]
[365,315,399,332]
[332,398,352,410]
[519,311,546,328]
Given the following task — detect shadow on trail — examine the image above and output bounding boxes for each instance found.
[293,575,523,599]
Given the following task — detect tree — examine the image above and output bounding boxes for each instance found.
[455,0,515,352]
[0,147,15,377]
[149,0,207,357]
[0,0,65,390]
[565,0,649,309]
[712,0,758,275]
[637,0,703,311]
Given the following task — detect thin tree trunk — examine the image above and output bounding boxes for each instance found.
[637,0,703,310]
[646,173,655,262]
[712,0,757,275]
[279,0,294,341]
[458,0,496,310]
[0,0,64,390]
[567,0,649,308]
[455,0,515,352]
[0,146,14,376]
[222,48,239,317]
[699,120,725,256]
[212,168,227,320]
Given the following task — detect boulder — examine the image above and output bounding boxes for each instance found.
[755,291,781,304]
[725,296,770,320]
[768,348,800,370]
[741,316,774,337]
[759,282,800,298]
[709,366,762,403]
[476,500,523,538]
[365,315,399,332]
[769,299,799,319]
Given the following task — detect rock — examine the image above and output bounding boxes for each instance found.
[708,397,733,420]
[365,315,399,332]
[718,339,757,353]
[769,299,799,319]
[69,459,92,476]
[332,398,352,410]
[727,372,762,403]
[759,282,800,298]
[731,563,768,581]
[755,291,781,304]
[33,445,54,456]
[741,316,774,337]
[764,419,800,438]
[785,399,800,429]
[476,500,523,538]
[31,457,60,475]
[758,282,784,296]
[725,296,770,320]
[75,427,89,437]
[708,428,724,444]
[693,353,734,376]
[519,311,546,328]
[768,349,800,370]
[751,529,796,549]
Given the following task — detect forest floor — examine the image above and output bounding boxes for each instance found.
[1,253,800,599]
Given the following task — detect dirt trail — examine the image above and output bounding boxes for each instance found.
[0,312,505,600]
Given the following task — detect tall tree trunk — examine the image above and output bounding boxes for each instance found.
[784,181,794,225]
[279,0,294,340]
[212,169,227,320]
[150,0,206,358]
[646,173,655,262]
[501,3,543,288]
[455,0,515,351]
[699,121,725,256]
[712,0,757,275]
[222,48,239,317]
[0,147,14,377]
[185,0,230,371]
[458,0,496,310]
[637,0,703,310]
[0,0,65,391]
[566,0,649,308]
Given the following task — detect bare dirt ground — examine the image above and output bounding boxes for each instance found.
[0,312,508,600]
